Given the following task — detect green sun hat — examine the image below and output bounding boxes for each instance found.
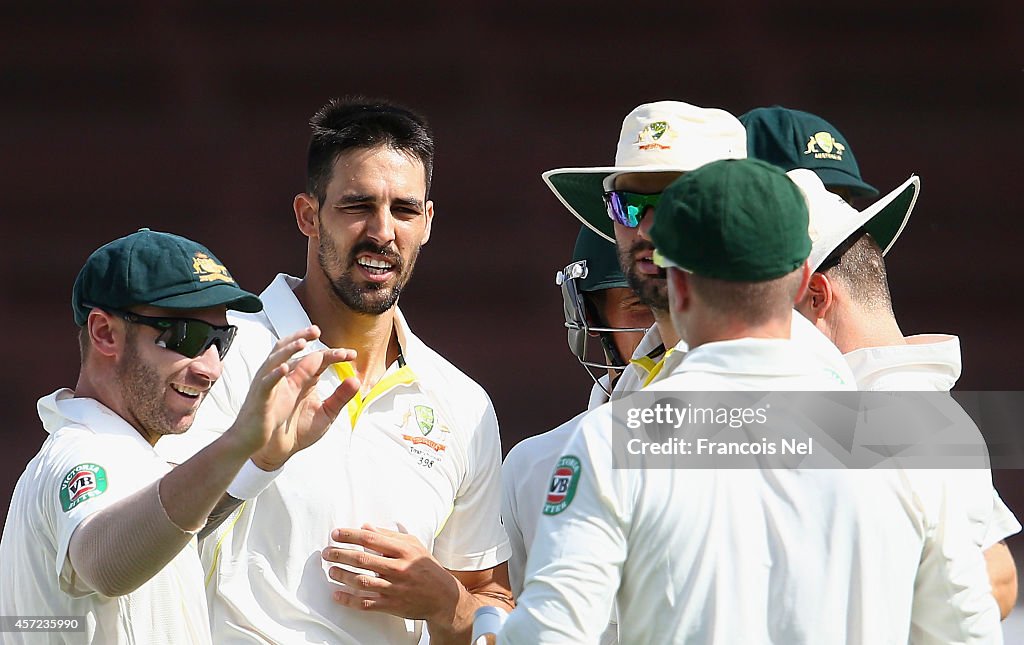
[651,159,810,282]
[73,228,262,326]
[739,106,879,198]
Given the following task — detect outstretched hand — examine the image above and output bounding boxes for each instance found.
[230,326,360,467]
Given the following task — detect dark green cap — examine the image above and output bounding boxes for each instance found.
[650,159,810,282]
[739,106,878,198]
[571,226,628,292]
[72,228,263,326]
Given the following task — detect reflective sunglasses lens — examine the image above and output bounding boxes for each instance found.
[160,320,235,360]
[604,191,659,228]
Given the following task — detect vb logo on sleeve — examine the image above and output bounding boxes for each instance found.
[543,455,581,515]
[59,464,108,512]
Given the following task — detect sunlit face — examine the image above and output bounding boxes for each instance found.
[115,306,226,444]
[594,287,654,360]
[315,146,433,315]
[610,172,682,312]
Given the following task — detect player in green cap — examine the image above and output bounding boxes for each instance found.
[496,159,1000,644]
[0,229,358,644]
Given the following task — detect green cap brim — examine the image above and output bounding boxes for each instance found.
[814,167,880,199]
[149,283,263,314]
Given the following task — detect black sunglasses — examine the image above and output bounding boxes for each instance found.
[101,307,237,360]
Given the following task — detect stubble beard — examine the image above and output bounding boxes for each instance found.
[117,331,191,440]
[619,240,669,313]
[318,226,422,316]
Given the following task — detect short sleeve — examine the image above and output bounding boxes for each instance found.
[500,448,528,596]
[432,397,511,571]
[47,434,167,594]
[981,489,1021,550]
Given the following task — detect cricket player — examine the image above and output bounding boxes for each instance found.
[158,98,512,644]
[786,168,1021,628]
[501,227,650,645]
[739,105,881,204]
[556,226,653,407]
[0,229,357,644]
[740,104,1020,619]
[542,101,856,400]
[497,159,1003,644]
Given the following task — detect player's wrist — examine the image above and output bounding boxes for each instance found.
[424,576,474,642]
[220,422,266,461]
[249,449,290,473]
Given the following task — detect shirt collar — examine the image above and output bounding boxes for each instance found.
[259,273,420,364]
[629,323,665,361]
[37,388,156,452]
[844,334,961,389]
[671,337,820,378]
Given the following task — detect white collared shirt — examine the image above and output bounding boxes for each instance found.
[501,337,1002,644]
[158,274,510,644]
[507,315,853,644]
[845,333,962,391]
[0,390,211,645]
[844,334,1020,555]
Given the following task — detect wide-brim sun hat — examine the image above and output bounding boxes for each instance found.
[542,101,746,242]
[786,169,920,271]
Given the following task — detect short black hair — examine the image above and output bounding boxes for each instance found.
[306,96,435,205]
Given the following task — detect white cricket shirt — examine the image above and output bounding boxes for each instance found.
[0,389,211,645]
[501,337,1003,644]
[157,274,510,644]
[844,334,1020,551]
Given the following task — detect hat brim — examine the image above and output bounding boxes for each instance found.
[810,175,919,270]
[812,167,880,199]
[150,283,263,314]
[543,166,692,242]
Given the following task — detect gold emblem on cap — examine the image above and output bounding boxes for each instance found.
[804,131,846,161]
[192,252,235,284]
[635,121,673,151]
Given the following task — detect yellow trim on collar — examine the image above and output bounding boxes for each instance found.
[333,362,417,428]
[640,348,678,388]
[629,355,660,376]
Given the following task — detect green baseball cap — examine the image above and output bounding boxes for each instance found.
[571,226,628,292]
[72,228,262,326]
[739,106,879,198]
[650,159,810,282]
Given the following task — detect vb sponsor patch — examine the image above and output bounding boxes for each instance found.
[543,455,581,515]
[59,463,108,512]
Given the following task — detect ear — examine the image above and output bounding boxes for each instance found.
[86,309,122,359]
[421,200,434,246]
[666,267,690,316]
[799,271,835,322]
[294,193,320,238]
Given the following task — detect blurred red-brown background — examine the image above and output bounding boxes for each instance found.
[2,0,1022,618]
